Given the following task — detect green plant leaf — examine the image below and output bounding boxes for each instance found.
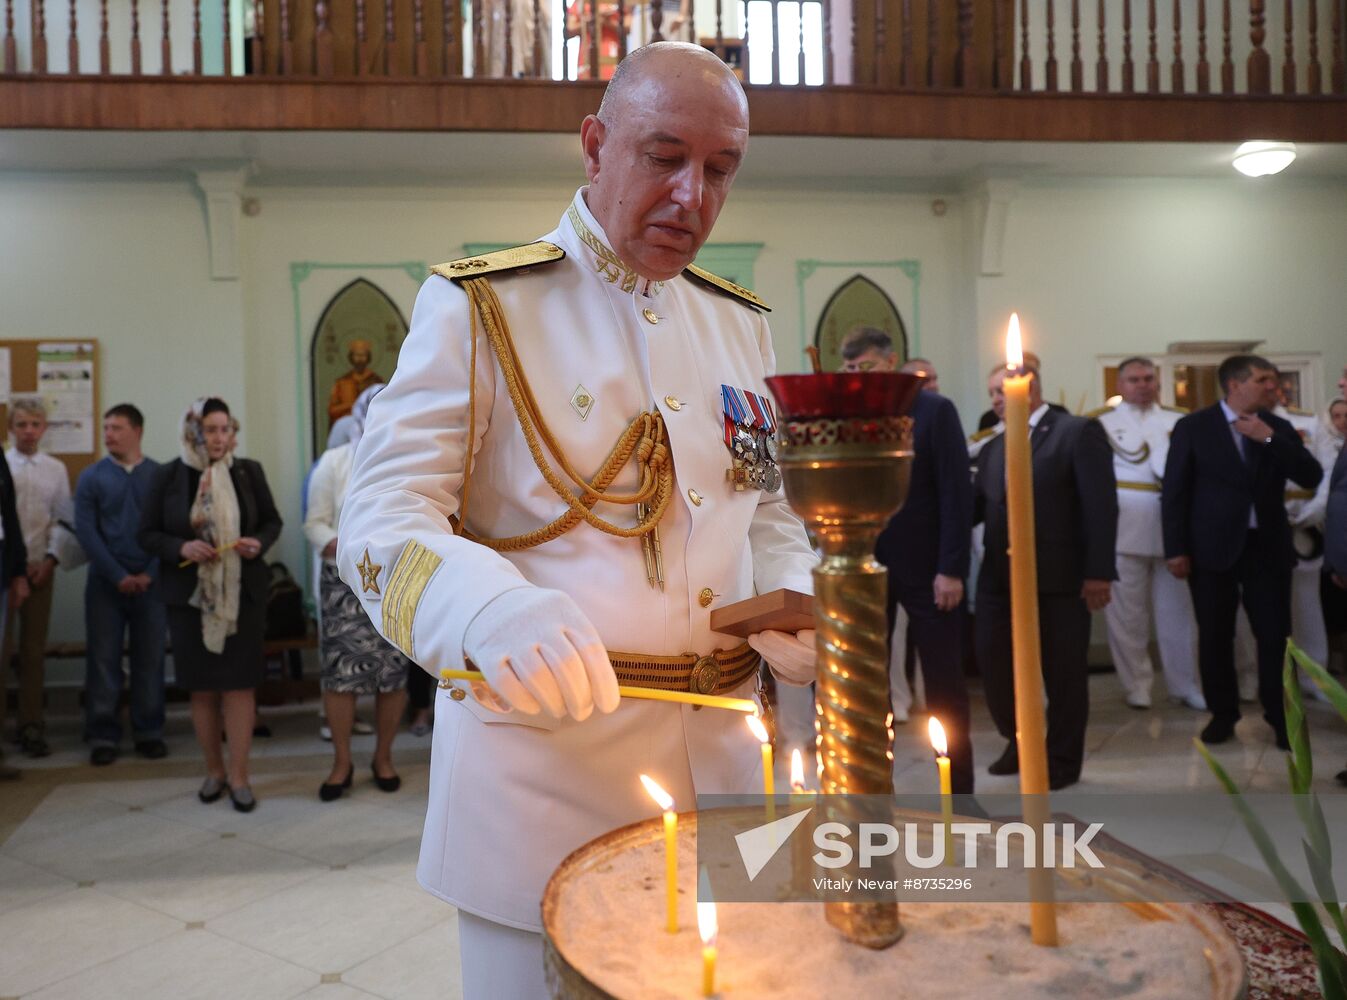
[1289,640,1347,723]
[1284,646,1312,792]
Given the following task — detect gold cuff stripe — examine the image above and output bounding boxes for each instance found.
[1285,489,1315,501]
[1116,480,1161,493]
[381,541,443,659]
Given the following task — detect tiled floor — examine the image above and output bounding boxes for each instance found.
[2,674,1346,999]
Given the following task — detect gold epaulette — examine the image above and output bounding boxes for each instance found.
[431,242,566,283]
[683,264,770,312]
[1287,406,1312,417]
[969,427,998,443]
[1160,404,1190,414]
[1083,405,1115,419]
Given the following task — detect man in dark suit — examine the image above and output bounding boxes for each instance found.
[876,385,976,794]
[1324,440,1347,786]
[1162,354,1324,748]
[974,367,1117,790]
[976,351,1069,431]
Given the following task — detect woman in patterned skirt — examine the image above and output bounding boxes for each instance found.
[305,385,411,801]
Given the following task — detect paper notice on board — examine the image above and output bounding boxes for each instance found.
[37,342,95,454]
[0,348,10,406]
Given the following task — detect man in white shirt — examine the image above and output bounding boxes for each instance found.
[1093,358,1202,710]
[338,43,816,998]
[2,399,71,758]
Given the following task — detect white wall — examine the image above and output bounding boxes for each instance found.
[3,156,1346,644]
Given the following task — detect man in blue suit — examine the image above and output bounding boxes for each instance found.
[866,346,976,794]
[1162,354,1324,748]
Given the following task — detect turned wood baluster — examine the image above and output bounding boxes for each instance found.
[992,0,1003,87]
[586,0,597,76]
[1121,0,1133,90]
[3,0,15,74]
[615,0,626,59]
[771,0,781,83]
[873,0,886,86]
[193,0,202,74]
[279,0,292,73]
[250,0,263,75]
[823,0,833,82]
[315,0,333,74]
[1247,0,1269,93]
[99,0,109,73]
[161,0,171,74]
[1045,0,1057,90]
[531,0,542,75]
[443,0,457,75]
[32,0,47,73]
[384,0,396,75]
[503,0,513,74]
[1069,0,1081,90]
[474,0,486,76]
[130,0,142,74]
[1221,0,1232,91]
[414,0,428,75]
[221,0,231,75]
[899,0,912,86]
[798,0,805,82]
[1144,0,1158,91]
[956,0,974,87]
[925,0,936,87]
[1170,0,1182,92]
[1280,0,1294,93]
[1305,0,1320,93]
[67,0,78,73]
[357,0,369,72]
[715,0,724,58]
[651,0,664,42]
[1333,0,1345,93]
[1195,0,1208,92]
[1019,0,1031,89]
[1095,0,1107,89]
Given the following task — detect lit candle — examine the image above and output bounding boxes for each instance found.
[1003,312,1059,947]
[640,773,679,934]
[927,716,955,865]
[698,880,718,997]
[746,715,775,822]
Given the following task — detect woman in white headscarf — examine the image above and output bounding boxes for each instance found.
[140,398,282,812]
[305,384,412,802]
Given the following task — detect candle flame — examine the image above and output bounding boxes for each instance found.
[928,716,949,757]
[746,715,770,745]
[790,748,805,790]
[698,899,718,946]
[639,773,675,813]
[1006,312,1023,370]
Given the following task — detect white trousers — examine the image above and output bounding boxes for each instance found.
[1236,557,1328,697]
[1105,553,1201,702]
[458,911,547,1000]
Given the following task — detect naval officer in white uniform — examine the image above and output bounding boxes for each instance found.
[338,43,817,998]
[1093,357,1203,709]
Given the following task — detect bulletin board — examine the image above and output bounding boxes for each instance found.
[0,340,100,491]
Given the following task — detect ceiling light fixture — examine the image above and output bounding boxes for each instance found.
[1232,140,1297,177]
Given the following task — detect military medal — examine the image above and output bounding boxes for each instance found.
[721,384,782,494]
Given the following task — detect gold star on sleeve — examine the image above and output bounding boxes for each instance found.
[356,548,383,596]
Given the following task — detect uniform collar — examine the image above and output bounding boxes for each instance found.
[1120,400,1154,417]
[563,189,666,300]
[1028,402,1050,428]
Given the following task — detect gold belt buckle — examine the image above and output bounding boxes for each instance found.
[689,655,721,695]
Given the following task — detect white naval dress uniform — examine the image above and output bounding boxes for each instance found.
[1234,406,1335,693]
[337,191,816,996]
[1094,402,1202,707]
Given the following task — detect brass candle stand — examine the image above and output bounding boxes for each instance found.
[764,372,922,950]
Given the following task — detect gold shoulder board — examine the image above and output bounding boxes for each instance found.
[1083,405,1115,419]
[683,264,770,312]
[431,242,566,283]
[969,427,997,443]
[1160,404,1190,414]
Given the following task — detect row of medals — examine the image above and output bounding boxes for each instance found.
[728,422,782,494]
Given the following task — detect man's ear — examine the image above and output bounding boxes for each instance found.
[580,115,605,183]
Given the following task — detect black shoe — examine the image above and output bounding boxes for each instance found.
[1336,768,1347,788]
[18,725,51,759]
[371,763,402,793]
[319,766,354,802]
[1274,728,1290,752]
[1049,772,1080,791]
[230,786,257,813]
[1199,718,1236,745]
[252,724,272,739]
[90,746,118,766]
[987,743,1019,776]
[135,739,168,760]
[198,776,228,803]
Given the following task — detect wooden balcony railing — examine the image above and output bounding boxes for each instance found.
[2,1,1345,138]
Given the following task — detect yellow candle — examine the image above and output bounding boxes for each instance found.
[927,717,955,865]
[1003,312,1059,947]
[698,893,718,997]
[746,715,775,822]
[640,774,679,933]
[438,668,757,713]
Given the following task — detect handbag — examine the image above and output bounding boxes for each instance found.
[265,561,309,639]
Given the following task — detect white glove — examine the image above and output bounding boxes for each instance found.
[749,629,817,686]
[462,588,619,721]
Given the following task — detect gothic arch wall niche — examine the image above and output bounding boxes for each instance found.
[813,274,909,373]
[309,278,410,454]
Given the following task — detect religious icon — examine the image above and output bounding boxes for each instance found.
[328,339,385,424]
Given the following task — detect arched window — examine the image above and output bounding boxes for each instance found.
[814,274,908,373]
